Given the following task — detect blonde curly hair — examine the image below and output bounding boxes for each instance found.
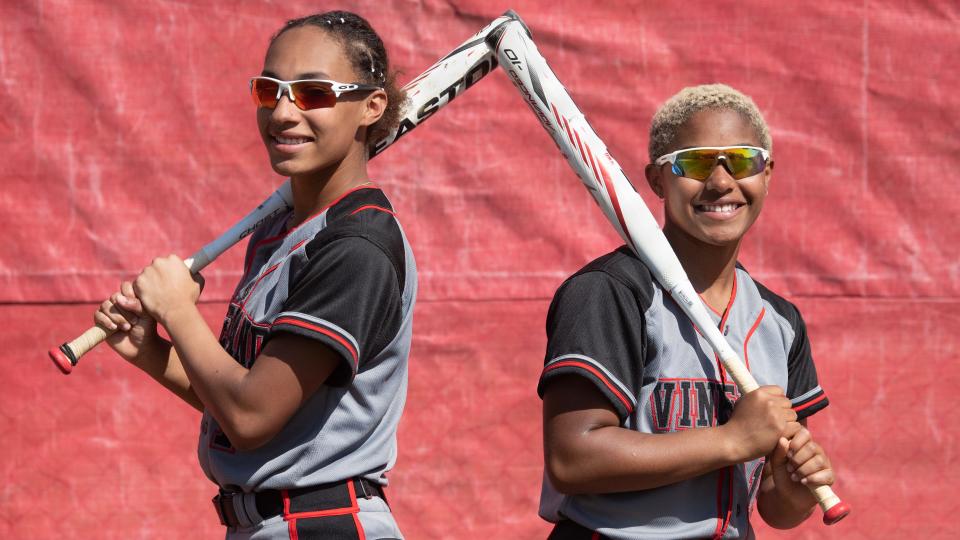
[648,83,771,162]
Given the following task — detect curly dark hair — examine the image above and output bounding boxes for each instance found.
[272,11,406,147]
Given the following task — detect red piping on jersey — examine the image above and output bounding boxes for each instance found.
[350,205,396,217]
[240,262,280,313]
[272,316,358,366]
[229,263,280,342]
[711,277,738,539]
[287,239,307,254]
[722,464,734,536]
[742,308,766,371]
[712,467,725,539]
[234,263,281,351]
[246,233,288,275]
[245,184,378,274]
[591,532,601,540]
[699,273,738,318]
[287,184,379,236]
[542,360,634,414]
[712,276,738,384]
[712,465,735,539]
[793,393,827,412]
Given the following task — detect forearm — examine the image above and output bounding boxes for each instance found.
[158,305,254,429]
[546,424,744,494]
[130,338,204,412]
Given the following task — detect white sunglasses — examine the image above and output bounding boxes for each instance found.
[655,145,770,181]
[250,76,381,110]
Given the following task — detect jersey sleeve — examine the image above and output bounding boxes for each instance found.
[785,308,829,420]
[269,235,402,387]
[537,271,646,422]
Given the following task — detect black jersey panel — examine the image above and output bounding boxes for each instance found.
[272,235,402,386]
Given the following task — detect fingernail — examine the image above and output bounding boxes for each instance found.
[122,323,131,331]
[130,317,139,325]
[787,451,794,458]
[786,465,794,473]
[791,473,799,482]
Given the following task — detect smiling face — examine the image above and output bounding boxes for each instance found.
[257,26,383,180]
[646,108,772,247]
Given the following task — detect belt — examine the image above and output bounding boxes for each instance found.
[213,478,386,529]
[548,520,608,540]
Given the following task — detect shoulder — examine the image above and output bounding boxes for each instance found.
[558,246,656,302]
[306,187,407,288]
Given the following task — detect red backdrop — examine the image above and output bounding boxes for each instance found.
[2,1,958,538]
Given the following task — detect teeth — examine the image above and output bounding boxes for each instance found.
[275,136,310,145]
[701,204,738,213]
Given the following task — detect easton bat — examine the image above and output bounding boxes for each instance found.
[49,11,519,374]
[488,17,851,525]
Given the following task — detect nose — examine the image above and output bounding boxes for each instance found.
[703,157,737,191]
[270,93,300,123]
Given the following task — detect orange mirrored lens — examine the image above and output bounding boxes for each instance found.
[292,82,337,110]
[250,79,338,110]
[251,79,280,108]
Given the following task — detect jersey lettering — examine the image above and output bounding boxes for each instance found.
[651,382,677,431]
[651,379,742,432]
[219,303,270,368]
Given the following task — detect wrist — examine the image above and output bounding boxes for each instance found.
[716,424,745,464]
[157,301,199,329]
[128,334,167,366]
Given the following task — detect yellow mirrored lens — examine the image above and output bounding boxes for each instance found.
[674,148,765,181]
[722,148,765,179]
[676,150,721,180]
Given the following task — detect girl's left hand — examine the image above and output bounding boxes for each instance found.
[132,255,204,324]
[768,425,835,507]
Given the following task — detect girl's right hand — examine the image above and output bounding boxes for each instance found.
[94,281,159,362]
[722,385,800,462]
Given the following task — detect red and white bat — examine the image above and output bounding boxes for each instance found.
[49,11,520,374]
[488,17,851,525]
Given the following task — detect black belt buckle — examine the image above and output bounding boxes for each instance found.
[356,478,371,499]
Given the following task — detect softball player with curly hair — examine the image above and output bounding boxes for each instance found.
[95,11,412,539]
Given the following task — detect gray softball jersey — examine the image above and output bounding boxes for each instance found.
[538,247,828,539]
[198,186,417,493]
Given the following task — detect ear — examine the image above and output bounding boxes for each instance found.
[762,159,774,194]
[645,163,665,199]
[359,89,387,127]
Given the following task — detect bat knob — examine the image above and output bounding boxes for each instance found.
[822,500,851,525]
[49,344,77,375]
